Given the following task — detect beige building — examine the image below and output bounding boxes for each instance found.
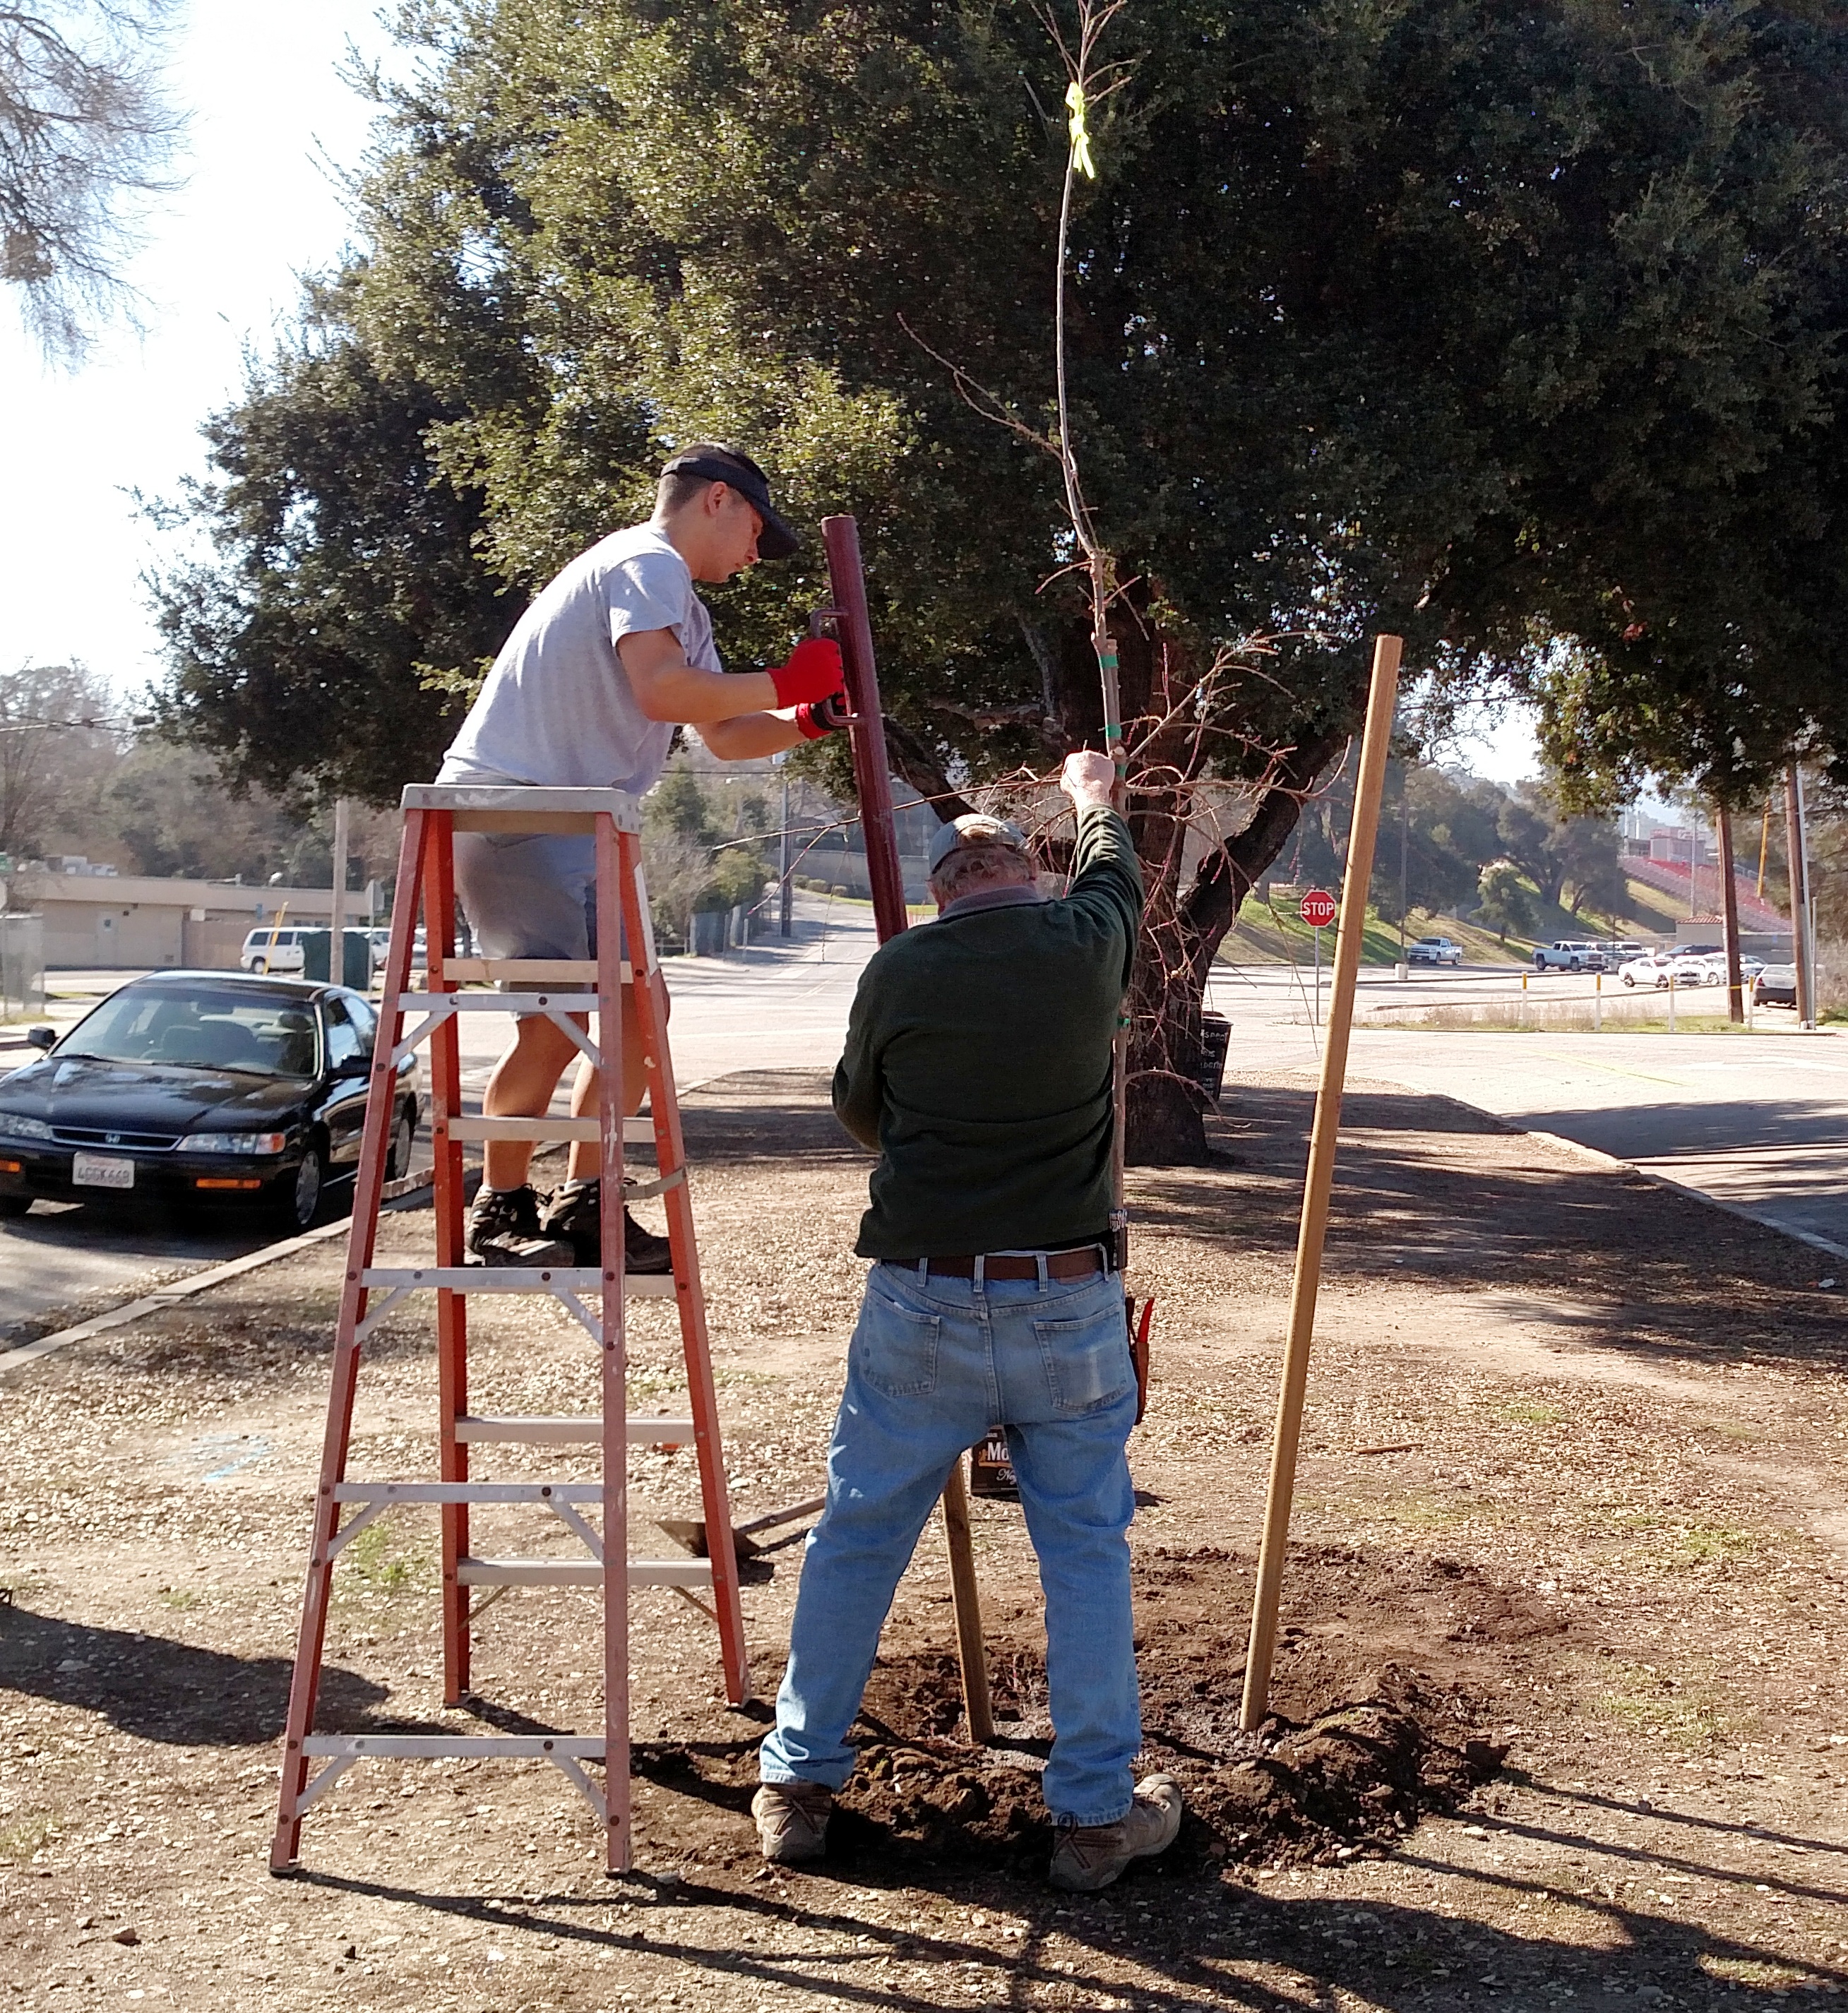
[12,867,373,970]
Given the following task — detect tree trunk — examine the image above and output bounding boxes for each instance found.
[875,606,1361,1169]
[1122,724,1349,1165]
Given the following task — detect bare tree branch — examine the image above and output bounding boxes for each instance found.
[1,1,186,362]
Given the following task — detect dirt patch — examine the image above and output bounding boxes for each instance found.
[4,1066,1848,2013]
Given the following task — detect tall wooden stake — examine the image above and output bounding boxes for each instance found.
[1239,635,1402,1732]
[821,514,994,1745]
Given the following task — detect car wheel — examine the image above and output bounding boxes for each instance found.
[251,957,268,975]
[385,1103,416,1183]
[0,1195,30,1219]
[1623,974,1635,986]
[275,1142,327,1234]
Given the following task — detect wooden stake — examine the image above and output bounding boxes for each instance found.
[1239,635,1402,1733]
[821,514,993,1745]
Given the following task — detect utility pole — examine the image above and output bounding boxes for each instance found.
[1784,767,1814,1029]
[330,797,350,963]
[1397,763,1409,957]
[1715,800,1743,1025]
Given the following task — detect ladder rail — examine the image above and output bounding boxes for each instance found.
[595,810,633,1872]
[424,813,475,1704]
[272,807,431,1872]
[619,830,751,1708]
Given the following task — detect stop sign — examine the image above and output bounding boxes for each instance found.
[1299,888,1337,928]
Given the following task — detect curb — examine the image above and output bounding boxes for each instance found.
[0,1170,436,1378]
[1516,1127,1848,1268]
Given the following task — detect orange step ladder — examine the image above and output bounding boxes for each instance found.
[270,784,750,1875]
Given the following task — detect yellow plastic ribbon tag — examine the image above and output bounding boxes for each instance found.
[1066,80,1097,179]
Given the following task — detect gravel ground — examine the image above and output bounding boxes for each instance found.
[2,1068,1846,2012]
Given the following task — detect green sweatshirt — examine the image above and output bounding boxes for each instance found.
[832,804,1144,1259]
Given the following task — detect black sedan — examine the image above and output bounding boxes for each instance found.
[0,972,419,1231]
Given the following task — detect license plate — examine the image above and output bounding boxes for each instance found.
[72,1152,135,1190]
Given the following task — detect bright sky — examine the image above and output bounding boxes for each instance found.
[1,0,395,705]
[3,4,1551,786]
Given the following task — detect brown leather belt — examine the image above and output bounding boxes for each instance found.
[924,1247,1106,1282]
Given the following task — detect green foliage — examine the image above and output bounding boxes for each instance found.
[1477,861,1538,943]
[153,0,1848,816]
[639,757,770,945]
[143,0,1848,1153]
[147,278,516,806]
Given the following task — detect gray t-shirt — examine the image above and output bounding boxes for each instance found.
[437,524,720,792]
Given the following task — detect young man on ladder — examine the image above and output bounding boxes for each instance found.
[753,749,1184,1893]
[435,446,847,1270]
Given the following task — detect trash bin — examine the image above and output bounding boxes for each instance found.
[300,928,374,988]
[1197,1011,1232,1104]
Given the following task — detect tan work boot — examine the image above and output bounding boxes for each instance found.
[1048,1774,1184,1892]
[751,1781,833,1865]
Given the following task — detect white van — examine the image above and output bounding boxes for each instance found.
[240,926,308,974]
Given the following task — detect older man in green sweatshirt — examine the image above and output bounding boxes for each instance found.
[751,750,1184,1893]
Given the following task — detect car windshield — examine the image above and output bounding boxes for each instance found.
[57,985,321,1079]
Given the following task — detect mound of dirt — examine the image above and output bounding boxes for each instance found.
[824,1545,1515,1874]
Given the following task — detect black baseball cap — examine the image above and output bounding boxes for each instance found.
[660,447,800,561]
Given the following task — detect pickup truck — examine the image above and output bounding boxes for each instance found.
[1532,940,1606,972]
[1407,936,1464,966]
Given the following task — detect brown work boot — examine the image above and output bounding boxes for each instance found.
[466,1184,574,1268]
[751,1781,833,1865]
[539,1178,674,1274]
[1047,1774,1184,1892]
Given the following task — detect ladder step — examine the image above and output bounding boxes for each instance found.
[443,958,627,985]
[455,1416,693,1445]
[361,1267,676,1298]
[303,1734,604,1760]
[448,1116,603,1143]
[412,1116,657,1145]
[456,1557,713,1587]
[400,782,643,832]
[397,990,600,1011]
[333,1481,604,1504]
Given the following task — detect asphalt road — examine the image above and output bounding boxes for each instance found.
[4,922,1842,1341]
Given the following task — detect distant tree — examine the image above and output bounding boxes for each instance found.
[1554,817,1627,921]
[0,661,119,859]
[1477,861,1537,945]
[639,758,770,950]
[1372,764,1513,922]
[1,1,184,360]
[148,279,516,805]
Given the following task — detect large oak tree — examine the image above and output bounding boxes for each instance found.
[154,0,1848,1157]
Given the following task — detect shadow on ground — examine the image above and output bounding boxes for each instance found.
[0,1601,385,1745]
[1123,1080,1845,1373]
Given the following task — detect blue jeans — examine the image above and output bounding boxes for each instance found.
[758,1260,1140,1826]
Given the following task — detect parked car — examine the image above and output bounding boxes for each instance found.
[1596,939,1647,962]
[0,972,419,1231]
[1407,936,1464,966]
[1753,963,1799,1007]
[1668,951,1725,987]
[1532,940,1606,972]
[241,926,308,975]
[1619,952,1675,988]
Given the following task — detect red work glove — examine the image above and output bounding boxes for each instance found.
[794,693,851,740]
[768,636,845,707]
